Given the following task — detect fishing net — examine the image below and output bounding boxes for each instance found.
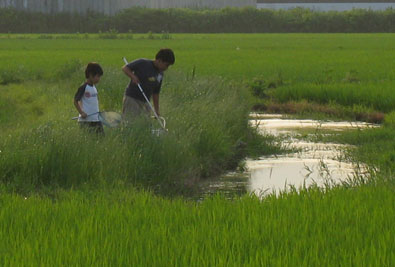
[99,111,122,128]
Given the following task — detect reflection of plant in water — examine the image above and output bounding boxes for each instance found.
[318,159,340,188]
[341,167,372,188]
[303,163,313,178]
[318,159,331,179]
[333,152,346,164]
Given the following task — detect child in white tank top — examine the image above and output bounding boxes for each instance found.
[74,62,104,135]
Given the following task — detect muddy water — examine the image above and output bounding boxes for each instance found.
[199,114,378,198]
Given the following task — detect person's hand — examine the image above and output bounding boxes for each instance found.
[81,111,88,118]
[131,74,140,85]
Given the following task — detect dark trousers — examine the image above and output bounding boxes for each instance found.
[79,121,104,136]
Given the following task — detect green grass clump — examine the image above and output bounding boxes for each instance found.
[342,126,395,176]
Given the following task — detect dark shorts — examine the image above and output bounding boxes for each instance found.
[79,121,104,135]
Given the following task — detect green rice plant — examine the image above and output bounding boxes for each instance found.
[37,34,54,39]
[98,29,119,39]
[342,69,360,83]
[248,76,268,98]
[0,181,393,266]
[55,59,83,80]
[0,82,51,126]
[384,111,395,128]
[0,34,394,106]
[0,68,23,85]
[274,81,395,113]
[161,31,172,40]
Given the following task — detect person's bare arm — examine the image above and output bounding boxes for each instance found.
[122,65,140,84]
[73,99,87,118]
[152,93,160,117]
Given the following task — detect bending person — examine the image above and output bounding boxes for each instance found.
[122,48,175,125]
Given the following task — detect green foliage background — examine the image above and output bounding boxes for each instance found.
[1,7,395,33]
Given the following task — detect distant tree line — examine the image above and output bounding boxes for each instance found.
[1,7,394,33]
[258,0,395,2]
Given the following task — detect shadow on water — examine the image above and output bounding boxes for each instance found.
[195,114,379,200]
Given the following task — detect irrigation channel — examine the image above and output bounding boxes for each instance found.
[198,114,379,199]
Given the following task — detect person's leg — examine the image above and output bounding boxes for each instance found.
[79,122,90,131]
[122,95,151,125]
[79,122,104,136]
[92,122,104,136]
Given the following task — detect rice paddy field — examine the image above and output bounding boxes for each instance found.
[0,33,394,266]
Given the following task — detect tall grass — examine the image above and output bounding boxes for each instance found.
[331,122,395,176]
[0,67,277,194]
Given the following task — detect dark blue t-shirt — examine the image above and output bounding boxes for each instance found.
[124,59,163,101]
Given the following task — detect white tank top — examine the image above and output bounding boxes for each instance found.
[78,84,100,122]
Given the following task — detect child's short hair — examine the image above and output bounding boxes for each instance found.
[85,62,103,78]
[156,49,175,65]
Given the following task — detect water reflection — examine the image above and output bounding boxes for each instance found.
[199,114,377,199]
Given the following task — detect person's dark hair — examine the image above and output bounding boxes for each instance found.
[155,48,175,65]
[85,62,103,78]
